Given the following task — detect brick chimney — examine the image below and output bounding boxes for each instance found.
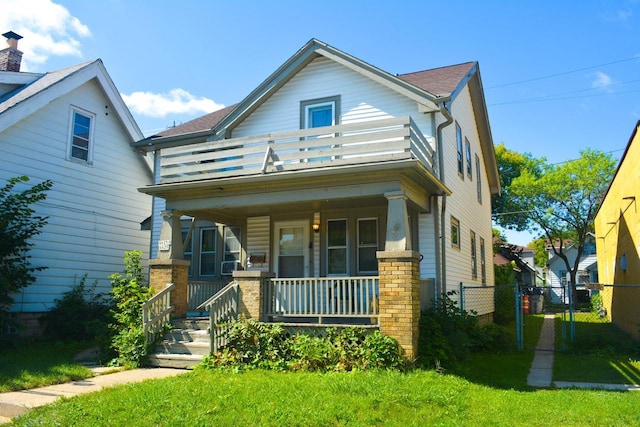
[0,31,23,72]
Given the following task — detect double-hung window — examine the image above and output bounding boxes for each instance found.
[358,218,378,274]
[456,123,464,177]
[69,108,94,163]
[451,217,460,249]
[224,226,241,263]
[470,231,477,279]
[327,219,347,275]
[475,154,482,204]
[465,138,472,179]
[480,237,486,285]
[200,228,217,276]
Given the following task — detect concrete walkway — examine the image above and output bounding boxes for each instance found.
[527,313,556,387]
[0,367,188,423]
[526,313,640,391]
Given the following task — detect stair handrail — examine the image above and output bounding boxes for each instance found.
[202,281,239,353]
[142,282,175,342]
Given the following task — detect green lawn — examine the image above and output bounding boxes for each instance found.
[0,342,94,392]
[10,369,640,426]
[554,312,640,384]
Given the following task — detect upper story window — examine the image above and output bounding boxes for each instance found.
[475,154,482,204]
[301,96,340,130]
[470,230,477,279]
[69,108,94,163]
[480,237,486,285]
[455,123,464,178]
[465,138,472,179]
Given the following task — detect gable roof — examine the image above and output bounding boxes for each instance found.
[132,39,499,194]
[0,59,143,141]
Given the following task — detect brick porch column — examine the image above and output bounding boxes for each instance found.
[376,250,421,361]
[149,259,190,317]
[149,210,190,317]
[233,270,275,321]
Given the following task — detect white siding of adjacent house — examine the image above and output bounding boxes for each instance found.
[435,85,495,312]
[233,57,435,144]
[1,79,152,312]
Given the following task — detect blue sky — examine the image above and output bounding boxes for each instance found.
[3,0,640,245]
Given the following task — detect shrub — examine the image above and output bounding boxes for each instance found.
[109,251,154,368]
[201,320,403,372]
[418,291,510,369]
[41,275,112,344]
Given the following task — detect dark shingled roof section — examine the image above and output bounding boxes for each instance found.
[153,104,237,138]
[397,62,476,98]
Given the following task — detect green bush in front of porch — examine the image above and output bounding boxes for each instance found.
[200,319,403,371]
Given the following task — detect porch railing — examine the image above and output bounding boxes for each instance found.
[159,116,435,183]
[142,282,174,343]
[264,277,379,324]
[197,281,239,353]
[188,281,227,313]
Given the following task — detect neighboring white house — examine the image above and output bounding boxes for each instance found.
[135,39,500,321]
[546,234,598,303]
[0,32,152,332]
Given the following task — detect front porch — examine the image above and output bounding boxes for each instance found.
[144,251,422,365]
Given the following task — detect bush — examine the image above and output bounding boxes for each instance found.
[418,291,510,369]
[109,251,154,368]
[41,275,112,345]
[200,319,403,372]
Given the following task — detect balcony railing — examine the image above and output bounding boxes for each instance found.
[159,116,435,184]
[264,277,379,324]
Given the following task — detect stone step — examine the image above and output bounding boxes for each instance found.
[155,340,210,356]
[172,318,209,330]
[147,353,203,369]
[164,328,209,343]
[0,415,11,424]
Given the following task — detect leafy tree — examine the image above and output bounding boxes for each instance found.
[495,147,616,299]
[528,238,549,270]
[0,176,52,331]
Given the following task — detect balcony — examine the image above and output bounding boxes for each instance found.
[158,116,436,185]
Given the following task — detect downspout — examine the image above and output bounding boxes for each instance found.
[435,99,453,298]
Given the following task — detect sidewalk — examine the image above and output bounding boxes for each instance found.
[0,366,188,423]
[526,313,640,391]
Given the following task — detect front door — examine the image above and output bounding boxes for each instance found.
[274,220,310,278]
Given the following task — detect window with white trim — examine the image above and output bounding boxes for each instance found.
[475,154,482,204]
[69,108,94,163]
[327,219,347,275]
[301,96,340,163]
[451,216,460,249]
[358,218,378,274]
[465,138,472,179]
[224,226,241,262]
[199,228,217,276]
[456,123,464,178]
[480,237,486,285]
[470,230,477,279]
[560,270,568,286]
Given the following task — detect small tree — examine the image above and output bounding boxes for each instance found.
[109,250,153,367]
[0,176,52,332]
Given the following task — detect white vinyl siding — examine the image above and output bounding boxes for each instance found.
[1,79,151,312]
[246,216,270,272]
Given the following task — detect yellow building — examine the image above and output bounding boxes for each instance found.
[595,120,640,339]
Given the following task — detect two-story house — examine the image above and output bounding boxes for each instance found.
[0,31,152,335]
[135,39,500,357]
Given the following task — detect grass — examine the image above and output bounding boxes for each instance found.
[10,368,640,426]
[554,312,640,384]
[0,341,94,392]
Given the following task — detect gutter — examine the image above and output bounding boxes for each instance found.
[435,98,453,298]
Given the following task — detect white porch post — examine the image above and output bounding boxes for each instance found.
[384,191,411,251]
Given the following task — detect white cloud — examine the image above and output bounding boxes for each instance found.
[0,0,90,71]
[122,88,224,118]
[591,71,614,89]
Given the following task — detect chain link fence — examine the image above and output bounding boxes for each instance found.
[460,282,640,351]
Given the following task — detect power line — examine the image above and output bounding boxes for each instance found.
[488,88,640,106]
[486,56,640,89]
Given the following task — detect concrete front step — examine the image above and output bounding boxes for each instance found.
[172,318,209,330]
[155,340,210,356]
[164,328,210,343]
[148,353,203,369]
